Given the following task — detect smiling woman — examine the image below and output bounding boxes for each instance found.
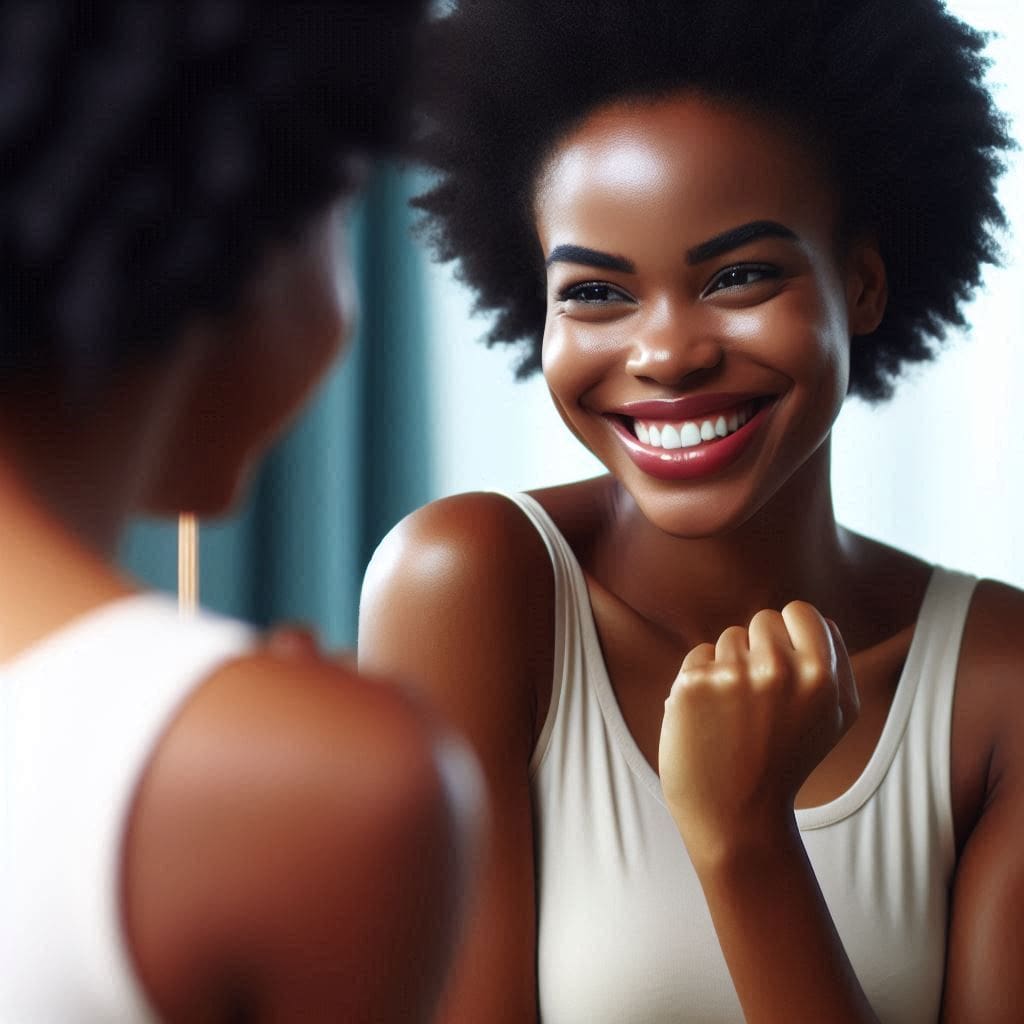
[423,8,1024,589]
[358,2,1024,1023]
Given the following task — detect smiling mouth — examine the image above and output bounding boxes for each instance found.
[623,399,768,450]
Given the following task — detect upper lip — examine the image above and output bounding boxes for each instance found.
[610,392,769,422]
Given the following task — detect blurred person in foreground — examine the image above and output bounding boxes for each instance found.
[0,2,481,1021]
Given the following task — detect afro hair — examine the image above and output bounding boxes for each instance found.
[412,0,1014,401]
[0,0,424,392]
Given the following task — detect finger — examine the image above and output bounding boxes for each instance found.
[715,625,749,663]
[673,643,716,696]
[745,607,798,687]
[265,624,320,659]
[748,607,794,651]
[780,601,835,678]
[825,618,860,731]
[681,641,716,671]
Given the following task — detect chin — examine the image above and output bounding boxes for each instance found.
[631,480,768,540]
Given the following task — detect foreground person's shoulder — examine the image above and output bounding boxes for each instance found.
[125,651,482,1022]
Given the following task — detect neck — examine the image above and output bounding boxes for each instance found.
[0,360,191,661]
[0,357,193,558]
[0,453,136,662]
[598,444,853,645]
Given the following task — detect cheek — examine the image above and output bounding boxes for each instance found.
[541,316,601,448]
[541,312,621,407]
[540,316,572,395]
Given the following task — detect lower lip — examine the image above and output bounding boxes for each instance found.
[612,403,773,481]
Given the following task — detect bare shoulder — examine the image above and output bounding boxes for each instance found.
[942,578,1024,1021]
[359,491,555,746]
[361,490,554,627]
[948,576,1024,846]
[359,492,564,1022]
[957,576,1024,728]
[959,576,1024,667]
[124,650,481,1023]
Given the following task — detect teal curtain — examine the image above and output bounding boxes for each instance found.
[118,165,433,649]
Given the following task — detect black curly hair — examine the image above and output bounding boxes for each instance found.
[412,0,1014,401]
[0,0,424,393]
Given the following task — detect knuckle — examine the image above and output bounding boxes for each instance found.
[750,650,789,687]
[711,662,745,690]
[672,666,712,700]
[796,653,830,689]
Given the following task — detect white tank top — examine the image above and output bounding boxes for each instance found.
[505,492,975,1024]
[1,594,255,1022]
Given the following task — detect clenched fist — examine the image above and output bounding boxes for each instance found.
[658,601,859,861]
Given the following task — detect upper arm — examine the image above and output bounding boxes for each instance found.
[942,579,1024,1023]
[123,652,481,1023]
[359,493,555,1023]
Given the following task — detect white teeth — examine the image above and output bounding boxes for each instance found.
[660,424,682,449]
[680,422,702,447]
[632,402,759,451]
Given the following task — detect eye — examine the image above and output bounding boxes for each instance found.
[557,281,633,304]
[703,264,780,296]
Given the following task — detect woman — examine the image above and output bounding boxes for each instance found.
[359,2,1021,1021]
[0,2,480,1021]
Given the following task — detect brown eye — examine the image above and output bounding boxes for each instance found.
[704,264,779,295]
[559,282,632,303]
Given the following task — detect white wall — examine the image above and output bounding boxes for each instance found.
[424,1,1024,586]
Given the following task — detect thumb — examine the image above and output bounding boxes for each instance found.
[825,618,860,735]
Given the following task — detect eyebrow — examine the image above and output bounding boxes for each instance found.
[544,220,799,275]
[685,220,798,264]
[544,245,635,273]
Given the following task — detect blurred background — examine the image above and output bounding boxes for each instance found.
[121,0,1024,647]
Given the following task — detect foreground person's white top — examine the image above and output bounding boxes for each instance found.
[503,491,972,1024]
[1,595,254,1022]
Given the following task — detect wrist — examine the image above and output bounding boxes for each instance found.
[674,807,802,877]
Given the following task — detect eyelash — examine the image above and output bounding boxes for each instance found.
[703,263,780,294]
[557,282,631,304]
[555,263,781,304]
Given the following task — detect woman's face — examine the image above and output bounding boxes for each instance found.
[535,94,885,537]
[142,206,355,516]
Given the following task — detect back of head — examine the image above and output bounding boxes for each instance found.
[0,0,425,398]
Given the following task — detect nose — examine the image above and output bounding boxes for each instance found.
[624,304,723,385]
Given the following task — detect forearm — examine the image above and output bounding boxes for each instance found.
[688,817,879,1024]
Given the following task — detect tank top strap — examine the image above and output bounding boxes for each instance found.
[492,491,595,776]
[899,566,977,860]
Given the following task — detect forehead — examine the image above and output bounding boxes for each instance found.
[533,94,838,254]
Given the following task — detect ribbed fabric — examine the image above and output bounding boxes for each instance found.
[504,492,974,1024]
[1,594,255,1023]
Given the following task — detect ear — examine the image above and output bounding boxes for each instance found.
[845,239,887,337]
